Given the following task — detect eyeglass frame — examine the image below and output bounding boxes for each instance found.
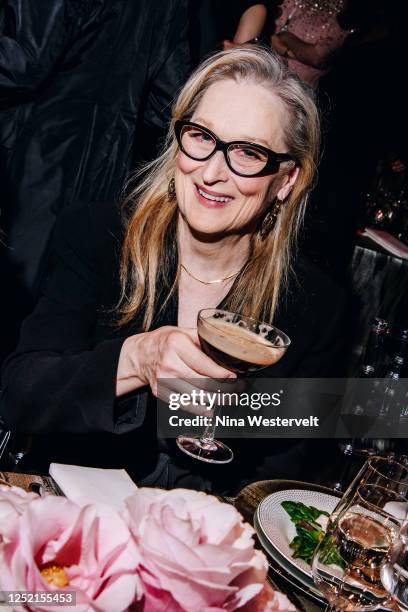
[174,119,296,178]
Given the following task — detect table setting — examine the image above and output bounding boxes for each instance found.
[1,455,408,611]
[236,456,408,612]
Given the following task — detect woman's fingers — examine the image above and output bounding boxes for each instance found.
[172,333,236,379]
[117,326,236,399]
[180,327,200,346]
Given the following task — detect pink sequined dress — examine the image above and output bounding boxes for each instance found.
[275,0,350,88]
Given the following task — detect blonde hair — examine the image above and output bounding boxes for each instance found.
[118,47,320,329]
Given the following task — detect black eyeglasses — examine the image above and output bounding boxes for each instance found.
[174,120,295,177]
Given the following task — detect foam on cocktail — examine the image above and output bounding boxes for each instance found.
[198,317,284,367]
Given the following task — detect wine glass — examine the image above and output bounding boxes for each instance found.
[312,483,407,611]
[333,456,408,521]
[381,519,408,610]
[176,308,290,464]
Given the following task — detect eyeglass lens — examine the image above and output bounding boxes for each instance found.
[180,125,269,176]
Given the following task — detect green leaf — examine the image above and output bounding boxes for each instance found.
[281,500,332,565]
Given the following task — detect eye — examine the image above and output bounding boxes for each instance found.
[237,147,264,161]
[187,130,213,143]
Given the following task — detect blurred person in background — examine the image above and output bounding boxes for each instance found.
[224,0,352,89]
[0,0,190,365]
[270,0,351,89]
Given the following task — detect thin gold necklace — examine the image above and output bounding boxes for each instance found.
[180,263,242,285]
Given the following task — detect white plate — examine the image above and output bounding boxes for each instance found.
[256,489,338,579]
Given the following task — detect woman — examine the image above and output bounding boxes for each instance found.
[224,1,351,89]
[1,48,345,493]
[271,0,351,89]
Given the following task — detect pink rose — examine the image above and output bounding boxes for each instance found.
[0,485,40,522]
[0,495,142,612]
[124,488,268,611]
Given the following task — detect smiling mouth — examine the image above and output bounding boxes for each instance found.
[196,184,233,204]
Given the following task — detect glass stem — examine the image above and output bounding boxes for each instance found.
[199,406,220,446]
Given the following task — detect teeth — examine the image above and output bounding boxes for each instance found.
[198,188,231,203]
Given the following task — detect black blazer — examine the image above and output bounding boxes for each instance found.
[1,200,347,492]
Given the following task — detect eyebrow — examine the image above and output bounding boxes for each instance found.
[193,116,273,149]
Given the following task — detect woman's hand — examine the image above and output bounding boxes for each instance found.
[223,39,239,50]
[116,326,236,402]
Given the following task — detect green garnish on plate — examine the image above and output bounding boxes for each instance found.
[281,500,344,567]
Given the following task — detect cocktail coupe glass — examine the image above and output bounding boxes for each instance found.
[176,308,291,464]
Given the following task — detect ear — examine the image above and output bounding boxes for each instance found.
[276,165,300,201]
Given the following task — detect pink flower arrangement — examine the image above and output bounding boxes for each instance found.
[124,488,268,611]
[0,485,296,612]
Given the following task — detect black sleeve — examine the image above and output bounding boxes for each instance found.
[0,201,148,434]
[288,286,348,377]
[142,0,191,130]
[235,261,349,490]
[0,0,76,102]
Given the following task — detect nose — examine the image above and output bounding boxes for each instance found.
[201,150,229,184]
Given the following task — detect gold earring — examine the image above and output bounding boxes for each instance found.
[260,198,283,239]
[167,177,176,201]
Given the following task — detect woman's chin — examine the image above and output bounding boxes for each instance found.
[178,211,222,237]
[178,208,249,241]
[188,223,228,241]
